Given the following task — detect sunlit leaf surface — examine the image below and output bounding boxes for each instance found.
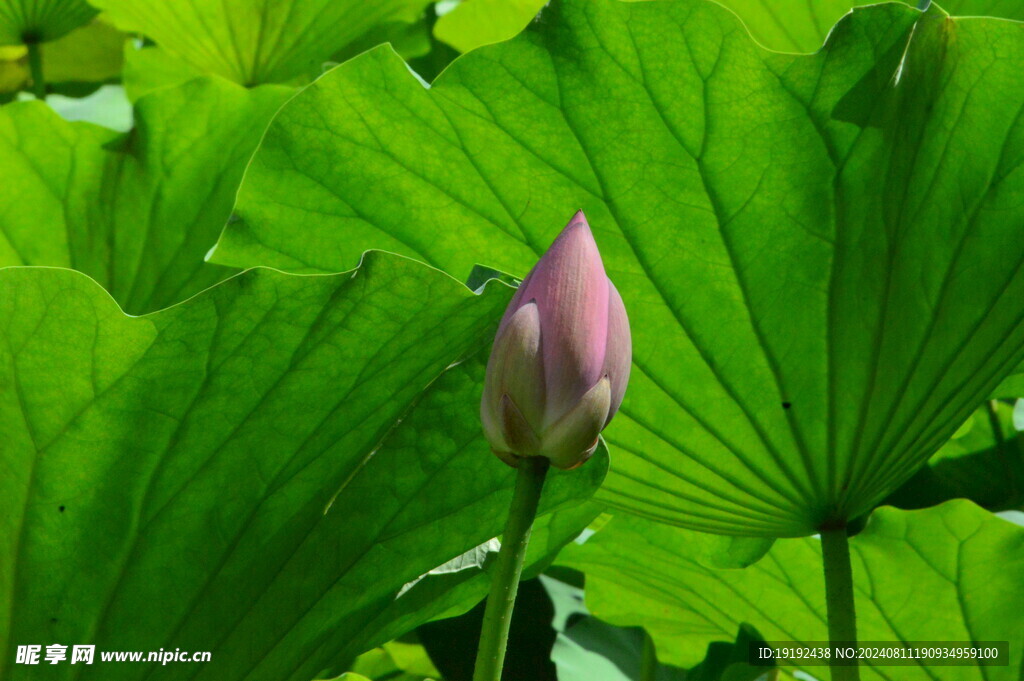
[90,0,433,85]
[0,78,290,314]
[558,501,1024,679]
[0,252,606,681]
[0,0,96,45]
[216,0,1024,535]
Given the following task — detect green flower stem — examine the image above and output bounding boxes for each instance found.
[26,40,45,99]
[821,525,860,681]
[472,456,549,681]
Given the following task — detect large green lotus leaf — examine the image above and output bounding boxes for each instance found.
[886,400,1024,512]
[0,0,96,45]
[434,0,548,53]
[926,0,1024,14]
[0,18,124,94]
[118,9,433,99]
[556,501,1024,679]
[430,0,1024,60]
[330,15,434,65]
[347,501,605,678]
[347,641,440,681]
[553,617,772,681]
[715,0,1024,53]
[89,0,431,85]
[215,0,1024,536]
[993,361,1024,398]
[302,355,607,676]
[120,45,205,102]
[0,77,290,314]
[0,252,607,681]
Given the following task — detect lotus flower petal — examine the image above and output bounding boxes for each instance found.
[541,377,611,469]
[516,211,610,426]
[603,280,631,425]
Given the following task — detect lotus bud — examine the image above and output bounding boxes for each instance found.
[481,211,632,470]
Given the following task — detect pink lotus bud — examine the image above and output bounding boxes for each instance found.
[481,211,632,470]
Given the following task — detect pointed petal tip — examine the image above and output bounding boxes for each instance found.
[551,210,598,255]
[565,209,591,233]
[555,438,599,470]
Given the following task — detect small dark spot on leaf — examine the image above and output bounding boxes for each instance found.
[58,505,65,513]
[782,402,791,410]
[50,617,58,624]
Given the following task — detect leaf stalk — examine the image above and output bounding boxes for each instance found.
[821,525,860,681]
[639,629,657,681]
[26,40,45,99]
